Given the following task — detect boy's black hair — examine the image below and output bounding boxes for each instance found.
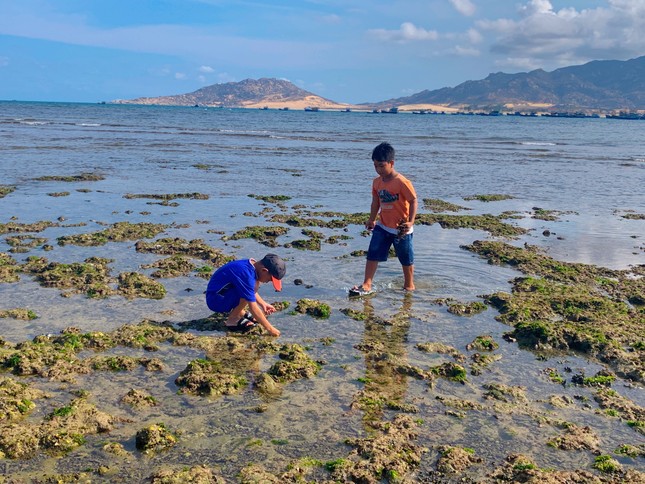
[372,142,395,162]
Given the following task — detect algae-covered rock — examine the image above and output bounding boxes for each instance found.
[35,172,104,182]
[117,272,166,299]
[175,358,248,396]
[466,335,499,351]
[124,192,209,200]
[266,344,321,383]
[416,213,527,238]
[423,198,471,212]
[149,465,225,483]
[436,445,482,474]
[416,342,466,362]
[331,415,425,483]
[0,377,48,421]
[0,185,15,198]
[135,237,233,266]
[136,423,178,454]
[464,193,515,202]
[142,255,197,278]
[226,226,289,247]
[295,298,331,319]
[22,255,113,298]
[0,252,20,283]
[547,423,600,451]
[467,240,645,382]
[0,308,37,320]
[430,362,467,384]
[57,221,168,246]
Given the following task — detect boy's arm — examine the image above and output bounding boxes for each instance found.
[247,300,280,337]
[367,191,379,230]
[255,292,276,315]
[402,196,417,233]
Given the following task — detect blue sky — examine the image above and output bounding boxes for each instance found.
[0,0,643,104]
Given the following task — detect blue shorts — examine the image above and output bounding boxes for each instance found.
[366,225,414,266]
[206,283,240,313]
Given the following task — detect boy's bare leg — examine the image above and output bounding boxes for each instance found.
[360,260,379,290]
[226,300,248,325]
[402,264,415,291]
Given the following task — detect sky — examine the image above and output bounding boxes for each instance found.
[0,0,643,104]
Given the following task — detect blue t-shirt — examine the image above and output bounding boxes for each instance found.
[205,259,257,312]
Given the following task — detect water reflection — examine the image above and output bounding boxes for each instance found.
[353,293,413,428]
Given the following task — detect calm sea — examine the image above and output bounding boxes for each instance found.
[0,101,643,479]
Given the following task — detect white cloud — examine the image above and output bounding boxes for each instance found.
[478,0,645,69]
[175,72,187,80]
[369,22,439,42]
[449,0,476,17]
[199,65,214,73]
[454,45,480,56]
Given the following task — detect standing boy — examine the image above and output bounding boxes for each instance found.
[350,142,417,296]
[206,253,285,336]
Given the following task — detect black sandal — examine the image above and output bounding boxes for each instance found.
[226,313,257,333]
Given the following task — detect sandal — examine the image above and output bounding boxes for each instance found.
[226,313,257,333]
[348,285,375,297]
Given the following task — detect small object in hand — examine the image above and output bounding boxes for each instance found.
[397,219,408,238]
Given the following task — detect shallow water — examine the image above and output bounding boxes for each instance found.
[0,102,643,481]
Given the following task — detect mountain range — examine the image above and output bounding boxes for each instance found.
[114,56,645,112]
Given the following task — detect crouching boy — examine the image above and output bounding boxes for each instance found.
[206,253,286,336]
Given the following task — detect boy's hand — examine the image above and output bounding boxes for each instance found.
[262,302,276,315]
[366,220,376,230]
[266,326,280,337]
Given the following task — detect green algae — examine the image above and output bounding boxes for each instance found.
[434,298,488,316]
[0,377,47,421]
[121,389,158,409]
[23,256,113,298]
[141,255,197,278]
[295,298,331,319]
[423,198,471,212]
[5,234,47,253]
[149,465,224,483]
[248,194,292,203]
[0,395,117,459]
[0,220,59,235]
[466,335,499,351]
[135,423,178,454]
[0,308,37,320]
[464,193,515,202]
[265,344,322,383]
[332,415,424,483]
[615,444,644,458]
[593,454,621,473]
[226,225,289,247]
[436,445,482,474]
[57,221,168,246]
[0,185,16,198]
[430,362,468,383]
[117,272,166,299]
[123,192,209,200]
[416,342,466,363]
[466,240,645,383]
[175,358,248,396]
[416,213,527,237]
[135,237,233,267]
[47,191,70,197]
[0,252,20,283]
[594,388,645,434]
[35,173,104,182]
[622,213,645,220]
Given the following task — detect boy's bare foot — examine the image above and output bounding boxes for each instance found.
[403,286,415,291]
